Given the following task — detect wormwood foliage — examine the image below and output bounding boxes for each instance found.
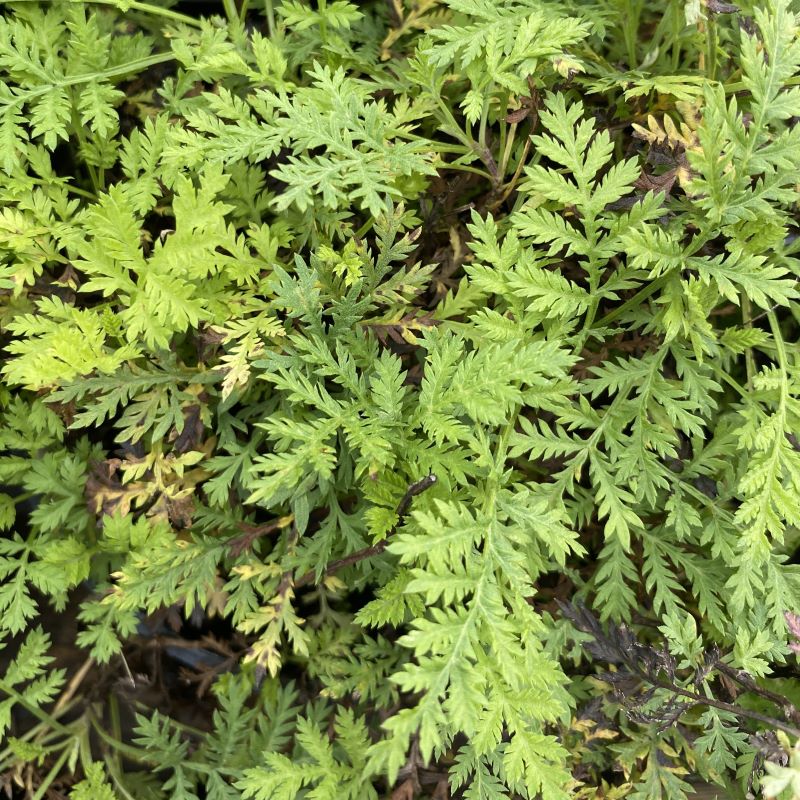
[1,0,800,798]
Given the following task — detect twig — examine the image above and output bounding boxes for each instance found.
[294,474,437,589]
[716,662,800,727]
[294,541,388,588]
[647,677,800,739]
[395,474,438,517]
[52,657,95,715]
[227,514,294,557]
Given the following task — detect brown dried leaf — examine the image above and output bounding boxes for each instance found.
[391,779,416,800]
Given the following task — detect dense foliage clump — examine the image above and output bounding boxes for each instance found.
[1,0,800,797]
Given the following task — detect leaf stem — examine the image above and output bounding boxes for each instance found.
[478,82,493,152]
[31,744,72,800]
[741,293,756,388]
[705,11,718,81]
[222,0,241,27]
[294,475,437,587]
[651,677,800,739]
[0,679,74,738]
[18,53,176,104]
[264,0,276,36]
[24,0,204,28]
[595,272,673,328]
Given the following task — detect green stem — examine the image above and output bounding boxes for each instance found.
[595,272,673,329]
[711,363,751,401]
[499,122,518,179]
[671,0,682,71]
[490,137,531,210]
[264,0,276,36]
[441,162,494,181]
[705,12,718,80]
[222,0,240,27]
[623,0,642,67]
[0,680,74,738]
[88,716,152,764]
[431,90,498,181]
[104,754,139,800]
[768,310,788,386]
[0,727,65,766]
[22,0,204,27]
[478,82,493,151]
[576,296,600,354]
[109,695,124,776]
[31,745,72,800]
[574,212,604,353]
[742,294,756,389]
[318,0,328,41]
[69,105,101,194]
[19,53,175,104]
[433,96,475,151]
[66,183,99,201]
[104,0,203,26]
[354,218,374,238]
[724,75,800,94]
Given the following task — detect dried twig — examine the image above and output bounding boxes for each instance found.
[294,474,437,589]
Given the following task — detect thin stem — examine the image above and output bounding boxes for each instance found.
[724,75,800,94]
[222,0,240,27]
[52,657,94,716]
[623,0,642,68]
[431,92,499,183]
[88,716,152,763]
[442,162,494,181]
[490,137,531,210]
[768,310,790,426]
[69,106,101,193]
[318,0,328,41]
[21,0,203,27]
[294,475,437,588]
[650,677,800,739]
[499,122,518,179]
[104,755,138,800]
[109,695,124,776]
[671,0,681,71]
[295,540,388,588]
[0,724,68,765]
[433,96,476,151]
[0,679,74,738]
[102,0,203,26]
[768,310,788,374]
[264,0,276,36]
[716,663,800,726]
[478,82,494,152]
[18,53,175,104]
[705,12,718,80]
[354,217,375,239]
[595,272,673,328]
[741,293,756,388]
[710,363,751,401]
[402,137,468,154]
[22,177,95,201]
[228,514,294,557]
[31,745,72,800]
[698,18,706,74]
